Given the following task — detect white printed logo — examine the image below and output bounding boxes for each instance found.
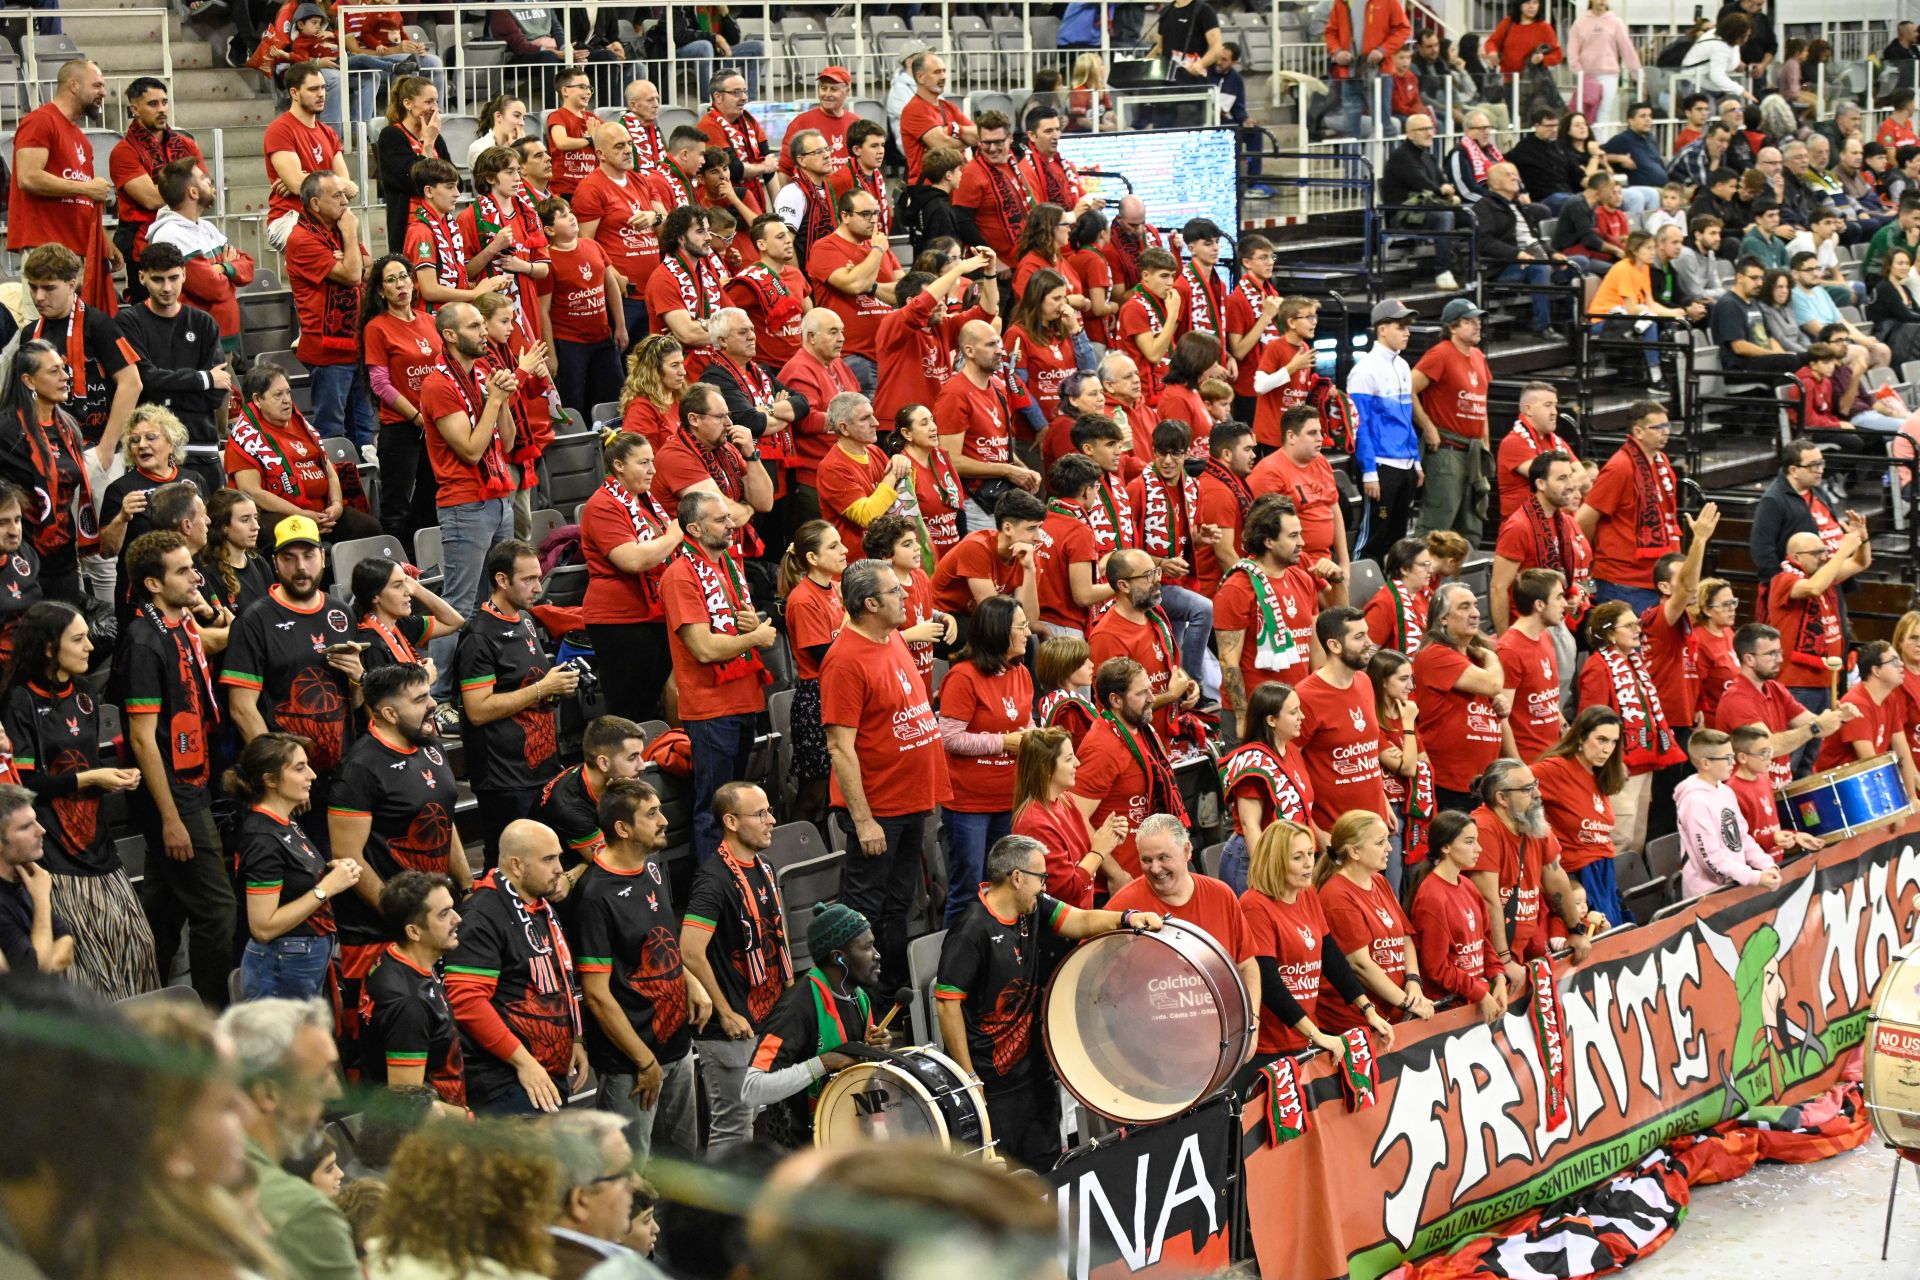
[896,667,915,697]
[1375,907,1396,928]
[1001,696,1019,720]
[1349,706,1367,732]
[1296,925,1316,950]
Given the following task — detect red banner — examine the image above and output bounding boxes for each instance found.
[1241,822,1920,1280]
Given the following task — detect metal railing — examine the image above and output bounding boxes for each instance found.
[0,7,172,133]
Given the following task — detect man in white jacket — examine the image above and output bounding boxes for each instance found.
[1675,728,1783,900]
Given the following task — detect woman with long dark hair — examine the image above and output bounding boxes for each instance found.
[938,593,1035,923]
[1216,679,1317,894]
[895,403,965,559]
[224,365,382,546]
[359,251,443,545]
[1362,536,1433,654]
[0,340,103,603]
[375,75,453,255]
[579,430,685,724]
[1066,208,1119,345]
[1534,705,1629,927]
[1010,726,1130,908]
[1370,646,1430,887]
[199,488,273,617]
[1158,330,1224,457]
[1409,810,1509,1023]
[351,555,465,678]
[1577,600,1683,860]
[779,519,848,831]
[0,601,152,998]
[1005,267,1091,430]
[1010,202,1086,303]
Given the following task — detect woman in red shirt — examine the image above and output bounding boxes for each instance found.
[225,365,381,545]
[1036,633,1097,747]
[1217,680,1316,893]
[358,254,445,541]
[617,335,688,447]
[1411,812,1509,1024]
[1011,202,1086,302]
[1005,269,1088,431]
[1576,600,1683,859]
[1485,0,1563,77]
[895,403,964,560]
[1533,706,1627,929]
[579,432,686,724]
[1158,331,1223,457]
[938,593,1035,923]
[1688,576,1742,725]
[1241,818,1391,1064]
[1313,811,1436,1032]
[1010,725,1130,908]
[1370,648,1431,879]
[1067,210,1120,347]
[780,520,849,831]
[1897,610,1920,765]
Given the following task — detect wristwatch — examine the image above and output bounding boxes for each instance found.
[312,886,329,902]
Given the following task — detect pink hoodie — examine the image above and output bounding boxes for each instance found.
[1675,773,1776,899]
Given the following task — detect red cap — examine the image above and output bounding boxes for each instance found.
[818,65,852,84]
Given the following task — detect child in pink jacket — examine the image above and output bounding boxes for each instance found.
[1676,729,1784,899]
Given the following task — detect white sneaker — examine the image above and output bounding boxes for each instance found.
[1434,270,1459,292]
[1648,365,1665,386]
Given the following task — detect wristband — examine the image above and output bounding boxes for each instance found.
[1496,949,1513,961]
[1568,920,1590,937]
[1120,909,1135,930]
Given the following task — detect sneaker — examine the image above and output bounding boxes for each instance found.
[1648,364,1665,386]
[393,54,420,76]
[187,0,229,17]
[1433,270,1459,291]
[224,34,247,67]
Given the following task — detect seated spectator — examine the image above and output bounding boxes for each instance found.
[1508,108,1585,214]
[1446,110,1512,204]
[1675,729,1782,899]
[1869,247,1920,363]
[1534,706,1628,926]
[226,364,382,544]
[1673,123,1735,193]
[364,1120,563,1279]
[1677,214,1733,301]
[1646,183,1690,237]
[1689,168,1745,243]
[1788,253,1887,370]
[1672,92,1712,151]
[1381,114,1463,290]
[1711,256,1805,375]
[1553,172,1628,267]
[1864,193,1920,278]
[1757,268,1813,359]
[1601,101,1671,205]
[1792,343,1908,434]
[1589,231,1689,384]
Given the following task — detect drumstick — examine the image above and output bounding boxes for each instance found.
[876,1002,903,1033]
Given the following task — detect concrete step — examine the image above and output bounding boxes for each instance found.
[170,64,274,105]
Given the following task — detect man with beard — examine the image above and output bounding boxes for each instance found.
[1071,657,1188,878]
[1295,605,1387,834]
[645,206,724,372]
[1491,450,1581,632]
[1216,495,1322,714]
[1714,622,1854,791]
[444,818,587,1114]
[120,530,230,1006]
[937,833,1162,1169]
[743,902,891,1148]
[1466,758,1593,998]
[0,483,42,664]
[331,662,467,1053]
[358,869,468,1111]
[107,78,201,297]
[571,777,710,1166]
[456,539,579,868]
[1107,814,1260,1000]
[539,714,649,876]
[221,516,363,853]
[728,216,814,373]
[680,781,791,1155]
[8,61,120,314]
[220,997,354,1280]
[1194,420,1259,592]
[1090,546,1199,740]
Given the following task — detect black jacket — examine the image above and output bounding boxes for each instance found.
[1470,192,1535,264]
[896,183,965,260]
[700,358,808,443]
[114,301,227,448]
[1381,140,1446,206]
[375,123,454,257]
[1507,135,1583,199]
[1551,193,1607,255]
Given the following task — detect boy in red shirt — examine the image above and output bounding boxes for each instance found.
[1115,247,1181,405]
[533,198,627,420]
[286,3,340,67]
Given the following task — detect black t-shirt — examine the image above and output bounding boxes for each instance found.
[357,612,435,672]
[443,870,579,1104]
[0,873,69,970]
[358,943,467,1106]
[329,729,460,948]
[537,764,606,866]
[454,602,562,793]
[567,853,691,1072]
[236,806,335,938]
[200,552,274,619]
[684,851,790,1037]
[114,609,219,817]
[1710,291,1771,367]
[30,306,135,447]
[0,411,90,580]
[935,890,1069,1094]
[105,466,212,629]
[752,973,870,1146]
[1158,0,1219,75]
[0,541,41,666]
[220,586,358,773]
[2,680,115,876]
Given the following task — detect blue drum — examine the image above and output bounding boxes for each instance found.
[1778,753,1912,846]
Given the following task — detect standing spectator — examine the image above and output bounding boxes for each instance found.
[1680,13,1754,102]
[1215,494,1319,714]
[1193,420,1259,592]
[1576,401,1680,612]
[938,594,1035,921]
[262,63,356,253]
[779,309,860,500]
[231,733,354,1001]
[1466,759,1593,977]
[1495,382,1576,520]
[445,820,586,1114]
[1412,298,1491,542]
[8,61,118,314]
[1293,606,1387,833]
[108,77,203,281]
[21,245,141,465]
[537,197,628,420]
[1577,601,1684,856]
[1769,521,1870,722]
[1323,0,1411,139]
[1749,437,1848,599]
[778,520,846,832]
[1217,681,1317,892]
[951,112,1028,265]
[779,68,857,178]
[1715,621,1854,792]
[0,340,102,606]
[579,432,682,724]
[1350,299,1421,562]
[534,716,648,872]
[937,321,1040,530]
[1011,727,1130,907]
[1362,537,1432,654]
[1495,568,1569,762]
[359,254,441,545]
[374,77,452,261]
[1313,810,1433,1029]
[117,244,234,487]
[1411,812,1508,1022]
[571,125,666,349]
[808,189,903,397]
[1491,451,1585,632]
[1032,456,1111,638]
[1415,583,1510,813]
[1089,545,1197,744]
[1534,708,1628,925]
[899,53,977,185]
[1566,0,1640,128]
[146,160,255,361]
[700,71,775,216]
[286,172,374,448]
[1070,656,1186,879]
[546,68,601,200]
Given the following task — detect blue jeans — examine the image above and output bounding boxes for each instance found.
[1539,191,1578,214]
[722,39,766,100]
[1576,858,1626,931]
[843,353,877,399]
[1593,316,1658,368]
[942,807,1012,924]
[308,361,378,448]
[1496,261,1555,332]
[688,712,758,861]
[429,496,514,696]
[1328,74,1376,139]
[1160,583,1214,689]
[1592,580,1660,615]
[1218,832,1248,894]
[474,1075,568,1115]
[1618,186,1660,214]
[238,934,333,1001]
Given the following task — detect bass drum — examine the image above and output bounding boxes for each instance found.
[813,1046,995,1157]
[1043,919,1255,1124]
[1778,752,1912,847]
[1866,941,1920,1151]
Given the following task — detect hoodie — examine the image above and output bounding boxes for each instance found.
[1675,773,1776,899]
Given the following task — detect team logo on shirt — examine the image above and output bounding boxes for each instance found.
[1001,696,1019,720]
[421,770,436,789]
[1296,925,1316,950]
[416,339,433,355]
[1375,907,1396,928]
[327,609,350,633]
[1541,659,1553,681]
[580,262,593,282]
[1593,794,1606,815]
[424,746,444,766]
[1465,909,1477,931]
[1349,706,1367,732]
[74,692,91,715]
[896,667,915,697]
[63,717,78,737]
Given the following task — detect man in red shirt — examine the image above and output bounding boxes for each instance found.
[1640,503,1718,741]
[779,67,857,177]
[699,70,777,216]
[1071,657,1186,876]
[1107,815,1260,1004]
[1098,351,1158,460]
[950,111,1027,267]
[1223,233,1284,424]
[618,78,666,171]
[778,307,859,498]
[725,214,813,370]
[1495,569,1567,762]
[1090,547,1198,739]
[805,188,902,397]
[1467,759,1591,986]
[546,68,599,199]
[1013,105,1095,215]
[650,383,773,551]
[1115,247,1181,405]
[572,122,669,345]
[285,171,376,446]
[1250,296,1326,450]
[9,60,120,313]
[1216,495,1321,712]
[814,392,912,556]
[644,206,725,375]
[1411,298,1491,542]
[1248,406,1348,578]
[1294,605,1387,832]
[1496,382,1578,522]
[898,52,977,185]
[1193,421,1259,593]
[1813,642,1920,797]
[929,488,1044,623]
[1575,402,1680,614]
[875,254,996,428]
[1715,622,1856,790]
[262,63,355,252]
[821,557,946,987]
[828,120,894,240]
[660,489,778,861]
[1171,219,1229,351]
[1033,456,1113,637]
[108,77,201,296]
[935,320,1041,531]
[1490,449,1585,632]
[1769,521,1871,766]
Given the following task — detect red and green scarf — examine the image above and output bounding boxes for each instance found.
[1138,465,1196,560]
[1598,642,1684,771]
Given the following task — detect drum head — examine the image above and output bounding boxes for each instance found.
[814,1060,950,1148]
[1867,943,1920,1151]
[1043,920,1251,1124]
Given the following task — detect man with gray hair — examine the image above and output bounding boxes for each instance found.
[1109,813,1260,1008]
[0,784,72,976]
[699,307,805,473]
[778,306,860,506]
[815,390,912,554]
[774,127,838,266]
[937,832,1163,1168]
[1466,758,1593,1001]
[220,997,357,1280]
[547,1111,657,1277]
[285,167,374,446]
[652,383,774,544]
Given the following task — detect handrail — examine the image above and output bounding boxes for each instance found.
[11,6,172,130]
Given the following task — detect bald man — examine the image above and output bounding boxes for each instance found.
[1103,193,1183,291]
[1767,518,1871,758]
[573,120,669,344]
[936,318,1040,531]
[620,78,666,170]
[1382,112,1461,290]
[442,818,589,1114]
[9,60,120,312]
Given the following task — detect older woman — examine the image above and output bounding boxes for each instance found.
[1371,646,1430,881]
[0,340,108,602]
[1688,576,1743,723]
[619,335,689,447]
[223,365,382,546]
[101,405,211,618]
[1577,600,1684,858]
[1533,706,1627,926]
[579,430,685,724]
[1217,680,1317,894]
[1313,810,1435,1031]
[1010,726,1130,908]
[1041,368,1110,471]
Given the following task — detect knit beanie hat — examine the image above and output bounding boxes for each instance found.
[808,902,871,960]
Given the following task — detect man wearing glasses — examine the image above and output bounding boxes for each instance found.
[651,384,773,557]
[1813,641,1920,797]
[950,111,1027,271]
[1766,525,1871,758]
[773,128,839,269]
[1380,113,1462,292]
[1575,402,1680,615]
[806,191,903,398]
[1709,254,1805,376]
[1714,622,1855,790]
[1466,758,1591,1001]
[1750,437,1851,600]
[699,71,777,216]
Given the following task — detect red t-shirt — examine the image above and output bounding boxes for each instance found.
[1108,874,1253,963]
[1224,281,1282,398]
[1584,445,1678,589]
[546,107,599,195]
[1728,770,1781,854]
[416,366,508,507]
[342,7,405,47]
[573,169,664,289]
[1070,716,1155,875]
[1088,608,1179,739]
[1014,795,1097,908]
[1116,290,1172,402]
[930,530,1022,616]
[1214,562,1317,694]
[1905,672,1920,764]
[940,661,1033,813]
[1318,872,1410,1031]
[1497,626,1562,762]
[1714,676,1803,790]
[1006,323,1079,425]
[1251,335,1317,449]
[1294,670,1384,832]
[1814,682,1905,771]
[901,566,938,684]
[806,232,901,359]
[224,412,328,509]
[725,263,811,368]
[819,627,945,817]
[578,485,667,624]
[1192,472,1247,592]
[261,112,341,221]
[898,94,972,184]
[109,130,203,230]
[776,107,855,176]
[1240,888,1327,1052]
[1363,581,1425,655]
[402,213,471,294]
[1068,247,1115,346]
[1248,449,1339,567]
[1034,505,1098,631]
[815,442,897,558]
[645,259,726,366]
[1467,804,1558,960]
[1689,624,1741,724]
[1532,754,1615,873]
[950,157,1028,261]
[1639,603,1698,729]
[538,239,612,344]
[874,291,959,427]
[1413,644,1504,791]
[1412,871,1495,1005]
[1767,573,1844,689]
[909,451,963,561]
[360,309,443,426]
[784,575,845,683]
[1496,424,1575,521]
[1412,340,1491,442]
[933,370,1014,474]
[660,549,768,721]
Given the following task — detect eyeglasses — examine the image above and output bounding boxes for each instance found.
[798,145,831,158]
[1115,567,1162,583]
[1707,597,1738,610]
[848,207,877,219]
[717,86,749,98]
[1794,460,1827,471]
[694,409,733,422]
[979,137,1011,148]
[1700,754,1735,764]
[1501,782,1541,795]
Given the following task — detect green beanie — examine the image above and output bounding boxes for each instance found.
[808,901,871,960]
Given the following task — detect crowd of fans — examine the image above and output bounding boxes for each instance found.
[0,4,1917,1278]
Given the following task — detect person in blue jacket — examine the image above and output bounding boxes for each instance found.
[1348,299,1424,562]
